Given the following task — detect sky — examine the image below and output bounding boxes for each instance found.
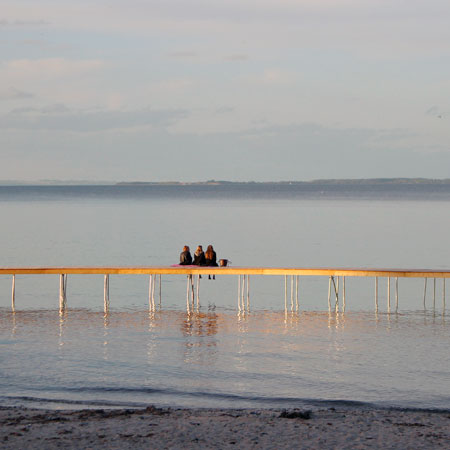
[1,0,450,182]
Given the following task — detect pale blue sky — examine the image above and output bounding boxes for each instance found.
[1,0,450,181]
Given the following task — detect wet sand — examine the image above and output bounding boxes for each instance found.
[1,405,449,449]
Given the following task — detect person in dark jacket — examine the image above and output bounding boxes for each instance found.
[192,245,206,266]
[205,245,218,279]
[179,245,192,265]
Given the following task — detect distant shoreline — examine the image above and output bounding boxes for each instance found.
[2,178,450,186]
[116,178,450,186]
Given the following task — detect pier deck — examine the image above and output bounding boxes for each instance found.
[1,266,450,277]
[3,266,448,313]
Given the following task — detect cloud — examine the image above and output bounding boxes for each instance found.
[0,87,34,101]
[2,119,450,181]
[0,59,105,82]
[150,78,194,93]
[0,105,188,132]
[426,106,449,118]
[215,106,235,114]
[3,121,446,181]
[261,69,293,84]
[11,103,70,114]
[241,69,295,85]
[0,19,49,26]
[225,54,249,61]
[3,1,450,61]
[167,51,249,63]
[168,51,197,59]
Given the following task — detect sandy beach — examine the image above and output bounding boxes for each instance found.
[1,405,448,449]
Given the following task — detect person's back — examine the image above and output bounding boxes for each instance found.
[192,245,206,266]
[205,245,218,267]
[179,245,192,265]
[205,245,218,280]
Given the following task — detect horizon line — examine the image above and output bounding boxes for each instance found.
[2,177,450,186]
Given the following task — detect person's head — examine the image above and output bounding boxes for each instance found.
[206,245,214,252]
[196,245,203,252]
[183,245,190,252]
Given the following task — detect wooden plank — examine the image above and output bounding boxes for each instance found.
[1,266,450,278]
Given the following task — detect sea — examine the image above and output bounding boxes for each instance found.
[0,184,449,411]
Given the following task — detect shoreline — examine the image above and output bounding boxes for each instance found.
[1,405,449,449]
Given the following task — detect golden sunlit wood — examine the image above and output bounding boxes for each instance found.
[1,266,450,278]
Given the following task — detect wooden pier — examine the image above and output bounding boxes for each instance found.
[1,266,448,313]
[2,266,450,277]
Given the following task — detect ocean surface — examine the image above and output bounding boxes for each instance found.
[0,184,449,411]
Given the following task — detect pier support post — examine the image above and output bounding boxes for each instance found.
[190,275,195,305]
[328,276,332,312]
[295,276,299,312]
[59,274,67,311]
[387,277,391,313]
[149,275,154,311]
[186,275,191,313]
[238,275,241,311]
[330,276,338,312]
[11,275,15,312]
[423,278,427,310]
[152,274,156,310]
[196,275,200,310]
[395,277,399,313]
[104,275,110,313]
[159,274,162,309]
[443,279,446,312]
[433,278,436,310]
[343,277,346,312]
[285,275,288,311]
[241,275,246,311]
[290,276,294,312]
[334,276,339,313]
[375,277,378,313]
[246,275,250,311]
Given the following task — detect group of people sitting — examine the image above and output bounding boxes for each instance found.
[179,245,218,266]
[179,245,219,280]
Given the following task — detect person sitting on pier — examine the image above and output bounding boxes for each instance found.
[192,245,206,266]
[179,245,192,265]
[205,245,218,280]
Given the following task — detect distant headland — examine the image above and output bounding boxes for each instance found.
[116,178,450,186]
[1,178,450,186]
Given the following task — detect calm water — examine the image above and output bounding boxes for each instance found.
[0,185,449,410]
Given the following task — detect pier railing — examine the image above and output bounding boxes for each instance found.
[1,266,448,313]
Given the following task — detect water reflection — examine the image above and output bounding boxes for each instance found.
[146,311,158,364]
[58,309,67,349]
[0,308,449,409]
[10,311,17,337]
[180,311,219,365]
[327,311,346,331]
[283,311,300,329]
[5,307,448,337]
[237,310,249,334]
[103,312,110,361]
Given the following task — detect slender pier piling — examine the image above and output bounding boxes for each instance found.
[11,275,15,312]
[104,274,110,313]
[423,278,427,310]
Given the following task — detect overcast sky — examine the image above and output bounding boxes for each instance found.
[1,0,450,181]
